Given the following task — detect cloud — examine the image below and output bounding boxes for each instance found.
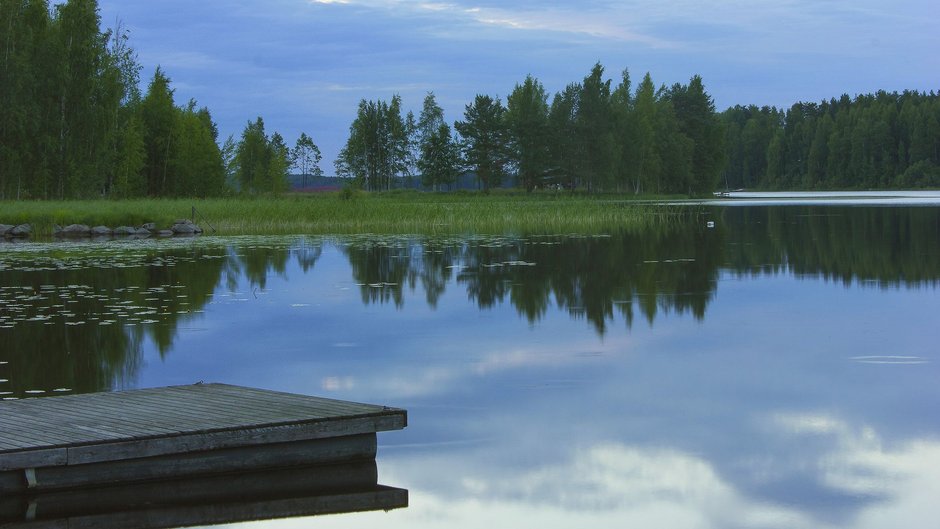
[307,0,673,46]
[269,433,940,529]
[768,411,940,502]
[99,0,940,186]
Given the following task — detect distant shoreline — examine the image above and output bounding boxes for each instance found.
[0,192,687,238]
[701,190,940,206]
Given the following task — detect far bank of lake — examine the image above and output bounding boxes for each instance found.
[1,192,686,238]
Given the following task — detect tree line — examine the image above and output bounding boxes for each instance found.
[337,64,726,195]
[342,78,940,195]
[4,1,939,199]
[0,0,323,199]
[721,91,940,190]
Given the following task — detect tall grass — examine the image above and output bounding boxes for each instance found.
[1,192,689,236]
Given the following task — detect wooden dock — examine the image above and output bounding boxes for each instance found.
[0,384,406,494]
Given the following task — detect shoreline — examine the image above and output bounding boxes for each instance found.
[0,193,687,237]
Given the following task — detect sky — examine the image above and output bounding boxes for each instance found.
[96,0,940,173]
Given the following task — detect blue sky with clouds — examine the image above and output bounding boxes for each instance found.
[97,0,939,172]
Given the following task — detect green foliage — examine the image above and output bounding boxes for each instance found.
[172,101,226,197]
[419,123,459,190]
[290,132,323,189]
[52,0,111,197]
[722,90,940,189]
[455,94,509,192]
[335,96,410,191]
[577,63,618,190]
[667,75,725,195]
[629,73,662,193]
[1,194,680,236]
[235,117,269,193]
[0,2,232,200]
[140,67,176,195]
[611,69,637,192]
[111,113,146,197]
[268,132,290,195]
[491,65,720,194]
[5,2,937,203]
[339,183,360,201]
[417,92,445,143]
[547,83,583,189]
[506,75,550,191]
[416,93,458,190]
[0,0,130,199]
[897,160,940,187]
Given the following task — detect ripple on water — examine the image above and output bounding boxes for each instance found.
[849,355,929,365]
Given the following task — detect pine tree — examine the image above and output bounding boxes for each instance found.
[505,75,550,191]
[172,100,225,197]
[235,117,269,193]
[547,83,582,189]
[455,94,509,192]
[576,63,617,191]
[611,69,636,192]
[668,75,725,195]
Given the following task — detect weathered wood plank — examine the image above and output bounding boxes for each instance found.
[65,414,404,466]
[24,434,377,492]
[0,449,67,472]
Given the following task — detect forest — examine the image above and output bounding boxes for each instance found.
[2,0,939,200]
[721,92,940,190]
[0,0,304,199]
[337,68,724,195]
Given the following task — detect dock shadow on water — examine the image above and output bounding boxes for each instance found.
[1,205,940,528]
[0,464,407,529]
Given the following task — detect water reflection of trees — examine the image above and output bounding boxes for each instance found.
[0,239,325,398]
[720,206,940,286]
[343,227,723,335]
[0,246,228,396]
[3,206,938,396]
[343,206,940,332]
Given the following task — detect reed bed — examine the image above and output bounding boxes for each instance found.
[2,192,688,236]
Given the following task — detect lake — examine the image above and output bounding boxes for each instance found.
[1,200,939,528]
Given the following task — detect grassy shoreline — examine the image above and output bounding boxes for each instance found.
[1,191,691,236]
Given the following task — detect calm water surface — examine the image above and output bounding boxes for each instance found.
[1,205,939,528]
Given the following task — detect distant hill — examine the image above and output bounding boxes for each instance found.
[287,172,518,192]
[287,174,344,192]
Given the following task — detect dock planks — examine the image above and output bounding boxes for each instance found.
[0,384,406,492]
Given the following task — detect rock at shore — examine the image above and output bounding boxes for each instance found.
[60,224,91,237]
[10,224,32,237]
[1,219,203,239]
[171,219,202,234]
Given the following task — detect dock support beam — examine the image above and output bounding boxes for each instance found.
[24,468,37,489]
